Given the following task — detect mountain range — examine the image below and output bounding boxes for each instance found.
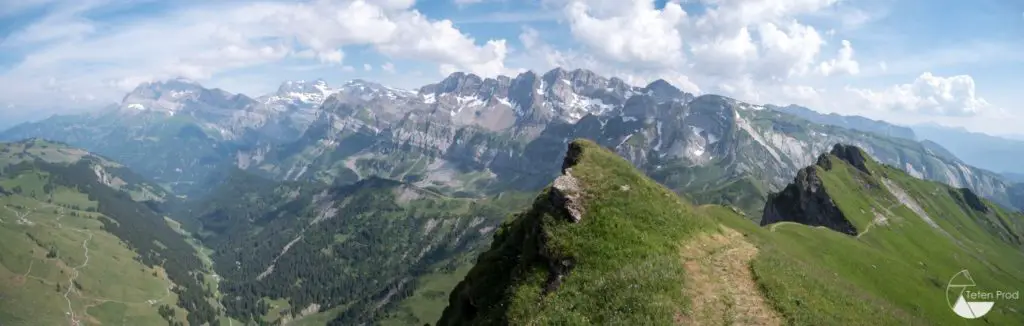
[2,68,1024,325]
[4,68,1023,216]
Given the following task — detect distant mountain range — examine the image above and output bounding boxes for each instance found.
[771,104,917,140]
[3,68,1022,215]
[912,123,1024,176]
[765,105,1024,178]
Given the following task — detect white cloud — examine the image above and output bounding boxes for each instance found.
[376,11,511,76]
[381,62,396,73]
[752,20,824,79]
[818,40,860,76]
[848,72,991,116]
[364,63,373,71]
[564,0,687,67]
[689,27,759,79]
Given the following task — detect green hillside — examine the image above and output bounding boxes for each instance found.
[438,140,1024,325]
[0,142,194,325]
[0,140,222,326]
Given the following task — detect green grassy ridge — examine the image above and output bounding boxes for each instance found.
[720,146,1024,325]
[438,139,719,325]
[0,139,172,202]
[439,140,1024,325]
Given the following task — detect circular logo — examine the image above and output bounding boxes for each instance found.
[946,269,995,319]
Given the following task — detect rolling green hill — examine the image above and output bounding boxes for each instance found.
[438,140,1024,325]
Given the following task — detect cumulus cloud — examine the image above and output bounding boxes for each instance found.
[0,0,511,110]
[546,0,864,99]
[818,40,860,76]
[564,0,687,67]
[754,20,825,79]
[848,72,991,116]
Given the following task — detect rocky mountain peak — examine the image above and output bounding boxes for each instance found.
[761,162,858,236]
[827,144,871,175]
[432,72,485,95]
[540,67,605,90]
[121,78,255,115]
[125,77,204,101]
[276,79,330,97]
[643,79,686,103]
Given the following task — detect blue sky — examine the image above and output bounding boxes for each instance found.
[0,0,1022,135]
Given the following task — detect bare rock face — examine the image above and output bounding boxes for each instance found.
[760,166,858,236]
[551,141,586,223]
[551,171,584,223]
[829,143,871,175]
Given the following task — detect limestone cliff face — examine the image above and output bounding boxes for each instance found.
[759,144,865,235]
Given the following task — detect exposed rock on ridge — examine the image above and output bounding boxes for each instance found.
[829,143,871,175]
[550,141,586,223]
[760,144,866,235]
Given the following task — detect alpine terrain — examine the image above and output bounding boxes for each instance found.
[439,140,1024,325]
[1,70,1023,326]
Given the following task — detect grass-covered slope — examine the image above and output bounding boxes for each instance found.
[719,144,1024,325]
[0,140,216,325]
[438,140,1024,326]
[437,139,721,325]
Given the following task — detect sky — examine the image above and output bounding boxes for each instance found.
[0,0,1022,135]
